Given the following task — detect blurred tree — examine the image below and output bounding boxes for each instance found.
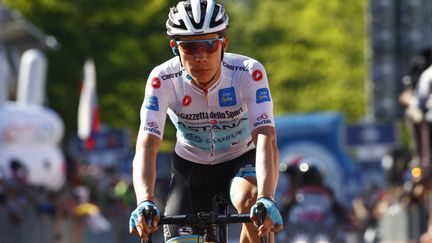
[3,0,178,150]
[4,0,367,151]
[223,0,367,122]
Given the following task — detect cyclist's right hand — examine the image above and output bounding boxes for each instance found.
[129,200,160,240]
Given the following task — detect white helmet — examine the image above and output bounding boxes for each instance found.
[166,0,229,37]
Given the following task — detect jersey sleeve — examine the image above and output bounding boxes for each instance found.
[241,60,275,131]
[413,66,432,109]
[139,68,172,139]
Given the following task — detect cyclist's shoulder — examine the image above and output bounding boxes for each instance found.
[421,64,432,77]
[150,57,182,77]
[223,52,266,71]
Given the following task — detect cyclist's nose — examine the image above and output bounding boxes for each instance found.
[194,46,208,61]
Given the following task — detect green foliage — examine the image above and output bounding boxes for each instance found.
[223,0,367,122]
[3,0,367,151]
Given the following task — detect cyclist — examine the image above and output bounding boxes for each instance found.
[278,159,350,242]
[404,48,432,164]
[128,0,283,242]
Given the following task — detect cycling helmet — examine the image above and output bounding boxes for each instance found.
[166,0,229,37]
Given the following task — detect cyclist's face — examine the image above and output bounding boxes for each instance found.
[175,33,227,84]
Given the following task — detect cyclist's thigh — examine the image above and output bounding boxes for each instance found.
[164,154,216,241]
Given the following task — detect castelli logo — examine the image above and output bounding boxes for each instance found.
[183,95,192,106]
[151,77,161,89]
[210,119,218,124]
[252,70,263,81]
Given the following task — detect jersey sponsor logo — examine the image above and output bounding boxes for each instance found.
[210,119,218,124]
[206,129,244,143]
[256,88,271,103]
[144,95,159,111]
[257,113,268,121]
[161,71,182,80]
[176,107,244,121]
[219,87,237,107]
[253,113,272,127]
[151,77,161,88]
[178,117,248,132]
[147,121,159,129]
[252,70,263,81]
[183,95,192,106]
[178,111,209,120]
[222,61,250,71]
[143,121,161,135]
[184,133,202,142]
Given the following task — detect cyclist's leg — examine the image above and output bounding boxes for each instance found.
[230,165,261,243]
[229,149,275,243]
[163,153,208,242]
[164,153,227,242]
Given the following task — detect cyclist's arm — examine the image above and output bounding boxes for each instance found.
[251,125,283,235]
[133,68,171,204]
[132,131,161,204]
[252,126,279,201]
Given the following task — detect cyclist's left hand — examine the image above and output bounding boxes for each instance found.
[250,197,283,237]
[129,200,160,240]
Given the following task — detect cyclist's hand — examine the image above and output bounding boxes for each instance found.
[250,197,283,237]
[129,200,160,240]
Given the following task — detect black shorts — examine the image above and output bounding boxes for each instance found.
[163,149,256,241]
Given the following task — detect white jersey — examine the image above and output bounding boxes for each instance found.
[412,64,432,108]
[140,53,275,164]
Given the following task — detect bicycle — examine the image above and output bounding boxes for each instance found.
[140,192,269,243]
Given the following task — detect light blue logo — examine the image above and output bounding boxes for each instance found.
[144,95,159,111]
[219,87,237,107]
[256,88,271,103]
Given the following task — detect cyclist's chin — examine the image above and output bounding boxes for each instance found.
[190,71,213,83]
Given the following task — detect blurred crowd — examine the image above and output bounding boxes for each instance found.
[351,155,432,243]
[343,47,432,243]
[276,153,432,243]
[0,155,146,243]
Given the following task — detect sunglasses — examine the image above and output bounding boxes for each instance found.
[175,37,224,55]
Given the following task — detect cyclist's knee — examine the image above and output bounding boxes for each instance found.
[166,235,204,243]
[230,178,257,213]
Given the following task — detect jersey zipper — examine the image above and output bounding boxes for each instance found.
[204,89,215,164]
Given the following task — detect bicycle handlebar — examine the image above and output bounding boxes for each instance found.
[140,202,268,243]
[159,212,252,225]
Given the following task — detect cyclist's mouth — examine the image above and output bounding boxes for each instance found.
[192,69,210,74]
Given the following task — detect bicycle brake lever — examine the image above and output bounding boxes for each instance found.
[254,202,269,243]
[255,202,267,226]
[140,205,155,243]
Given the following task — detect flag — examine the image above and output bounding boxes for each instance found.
[77,59,100,150]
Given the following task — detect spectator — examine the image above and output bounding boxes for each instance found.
[404,48,432,165]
